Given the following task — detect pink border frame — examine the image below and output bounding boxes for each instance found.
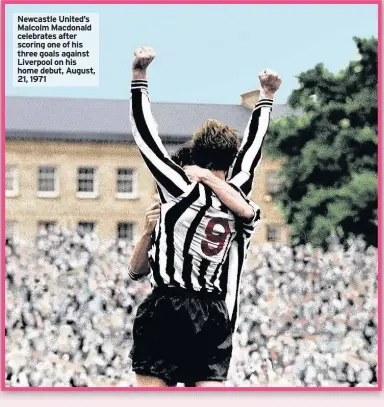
[0,0,381,393]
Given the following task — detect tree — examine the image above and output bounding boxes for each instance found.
[265,37,378,248]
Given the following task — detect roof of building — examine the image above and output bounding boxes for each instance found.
[6,96,300,144]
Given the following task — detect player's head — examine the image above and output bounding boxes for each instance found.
[191,120,239,172]
[171,141,194,167]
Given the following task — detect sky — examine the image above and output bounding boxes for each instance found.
[5,3,379,104]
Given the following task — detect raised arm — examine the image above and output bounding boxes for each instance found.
[227,69,282,196]
[129,46,191,202]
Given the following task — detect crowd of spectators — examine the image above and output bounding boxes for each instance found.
[230,237,378,387]
[5,227,378,387]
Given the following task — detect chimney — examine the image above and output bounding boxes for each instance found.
[240,90,260,110]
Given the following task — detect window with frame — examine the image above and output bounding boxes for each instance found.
[267,224,282,242]
[77,167,97,196]
[117,222,135,241]
[5,165,18,196]
[77,222,96,235]
[265,170,282,194]
[116,168,137,198]
[37,166,58,196]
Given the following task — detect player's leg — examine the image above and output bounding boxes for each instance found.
[130,290,185,387]
[190,297,233,387]
[135,373,179,387]
[195,380,225,387]
[135,374,168,387]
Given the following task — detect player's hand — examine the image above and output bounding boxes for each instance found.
[184,165,209,183]
[132,46,156,71]
[143,202,160,235]
[258,69,282,98]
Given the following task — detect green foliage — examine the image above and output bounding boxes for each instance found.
[265,37,378,248]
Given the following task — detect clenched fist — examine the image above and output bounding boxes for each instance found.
[258,69,282,98]
[132,46,156,71]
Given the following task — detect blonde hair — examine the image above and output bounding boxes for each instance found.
[191,120,239,171]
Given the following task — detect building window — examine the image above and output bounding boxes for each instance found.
[267,224,281,242]
[5,221,17,240]
[5,165,18,197]
[37,166,59,197]
[265,170,282,194]
[77,167,98,198]
[116,168,137,198]
[38,221,57,233]
[77,222,96,235]
[117,222,135,242]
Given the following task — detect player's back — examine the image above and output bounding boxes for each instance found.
[148,182,238,294]
[130,77,269,299]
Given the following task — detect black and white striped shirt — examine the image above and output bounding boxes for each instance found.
[129,80,273,330]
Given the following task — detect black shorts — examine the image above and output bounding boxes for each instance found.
[130,286,233,385]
